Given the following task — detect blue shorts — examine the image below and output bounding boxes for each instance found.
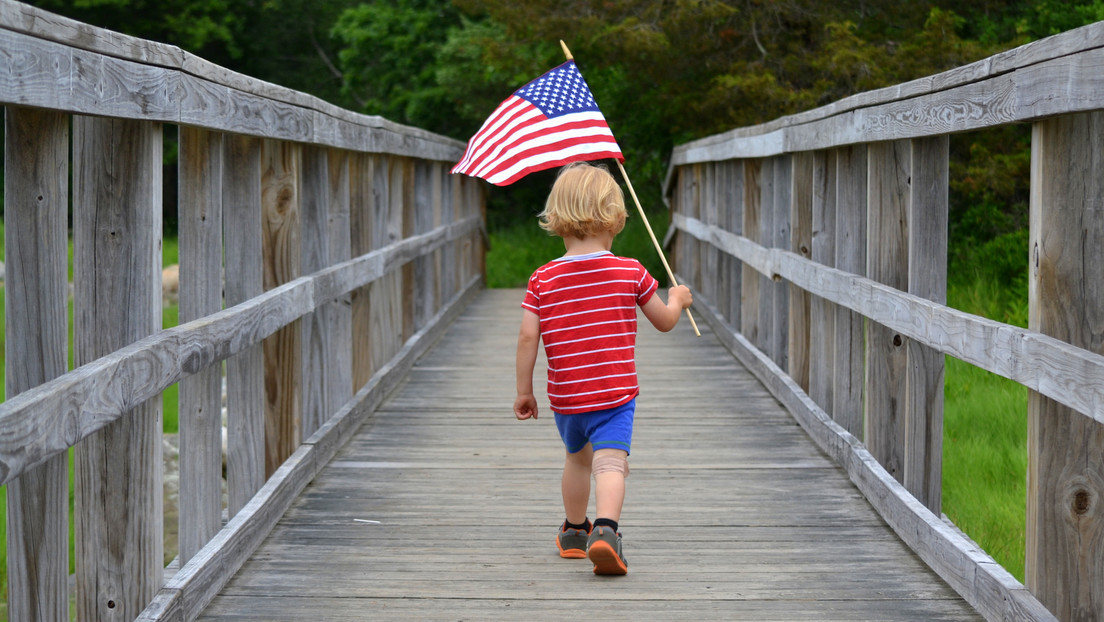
[554,399,635,455]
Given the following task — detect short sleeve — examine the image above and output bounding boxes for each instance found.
[636,262,658,305]
[522,271,540,313]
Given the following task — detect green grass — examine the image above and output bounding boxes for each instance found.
[942,264,1029,582]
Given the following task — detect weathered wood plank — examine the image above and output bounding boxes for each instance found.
[261,139,303,476]
[4,106,69,622]
[740,159,761,344]
[223,133,266,519]
[349,152,373,390]
[73,115,164,622]
[672,210,1104,429]
[178,126,225,564]
[299,145,329,440]
[789,152,813,391]
[194,289,982,622]
[808,149,836,415]
[324,149,354,425]
[905,135,948,514]
[1026,111,1104,621]
[833,145,866,437]
[865,139,910,482]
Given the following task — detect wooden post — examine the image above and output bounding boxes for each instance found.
[401,158,417,341]
[767,156,792,369]
[1026,111,1104,621]
[757,157,776,356]
[724,160,744,329]
[223,134,265,518]
[809,150,837,415]
[300,145,330,439]
[905,135,948,513]
[177,126,225,564]
[73,116,163,622]
[5,107,69,622]
[326,149,354,415]
[741,159,762,345]
[350,152,374,389]
[833,145,867,437]
[789,152,814,392]
[261,139,303,476]
[865,139,911,482]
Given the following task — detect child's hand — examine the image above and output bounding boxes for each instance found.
[514,393,539,420]
[669,285,693,310]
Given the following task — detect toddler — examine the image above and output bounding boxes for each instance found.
[513,162,693,575]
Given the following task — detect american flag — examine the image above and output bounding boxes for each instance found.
[451,60,623,186]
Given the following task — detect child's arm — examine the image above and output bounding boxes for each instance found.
[642,285,694,333]
[514,309,541,420]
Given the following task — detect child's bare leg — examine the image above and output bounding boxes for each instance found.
[562,443,593,525]
[593,448,628,523]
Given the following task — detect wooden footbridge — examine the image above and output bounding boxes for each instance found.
[1,2,1101,620]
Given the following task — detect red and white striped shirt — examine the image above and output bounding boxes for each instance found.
[522,251,658,414]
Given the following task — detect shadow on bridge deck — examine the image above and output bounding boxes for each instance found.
[198,288,980,621]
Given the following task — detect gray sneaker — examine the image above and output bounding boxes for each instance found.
[556,522,589,559]
[586,526,627,575]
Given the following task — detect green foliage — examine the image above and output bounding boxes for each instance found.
[943,356,1028,582]
[331,1,462,134]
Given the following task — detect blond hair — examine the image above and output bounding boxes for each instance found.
[538,162,627,239]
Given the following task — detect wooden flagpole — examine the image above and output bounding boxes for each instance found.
[560,40,701,337]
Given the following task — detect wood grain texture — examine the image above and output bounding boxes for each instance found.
[223,134,266,519]
[73,115,164,622]
[192,288,981,621]
[808,149,836,416]
[789,154,812,391]
[905,136,949,514]
[740,159,761,344]
[672,210,1104,430]
[864,140,910,483]
[832,145,866,438]
[1026,112,1104,621]
[178,127,226,564]
[4,106,69,622]
[261,140,303,476]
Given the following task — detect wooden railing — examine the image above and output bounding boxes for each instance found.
[0,1,485,620]
[665,21,1104,622]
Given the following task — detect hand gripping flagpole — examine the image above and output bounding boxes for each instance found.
[561,41,700,337]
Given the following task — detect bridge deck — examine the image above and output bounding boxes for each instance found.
[198,288,980,621]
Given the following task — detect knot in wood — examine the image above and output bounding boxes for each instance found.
[892,334,903,347]
[1072,489,1091,515]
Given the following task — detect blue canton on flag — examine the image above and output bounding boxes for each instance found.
[515,63,600,118]
[451,60,623,186]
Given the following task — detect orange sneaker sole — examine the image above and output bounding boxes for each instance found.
[556,536,587,559]
[587,539,627,575]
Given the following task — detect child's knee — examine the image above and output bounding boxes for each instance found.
[592,452,629,478]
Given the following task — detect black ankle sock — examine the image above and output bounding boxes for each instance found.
[565,517,591,531]
[593,518,618,532]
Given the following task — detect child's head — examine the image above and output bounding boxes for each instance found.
[539,162,627,239]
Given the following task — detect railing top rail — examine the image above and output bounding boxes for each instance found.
[0,0,464,160]
[665,19,1104,183]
